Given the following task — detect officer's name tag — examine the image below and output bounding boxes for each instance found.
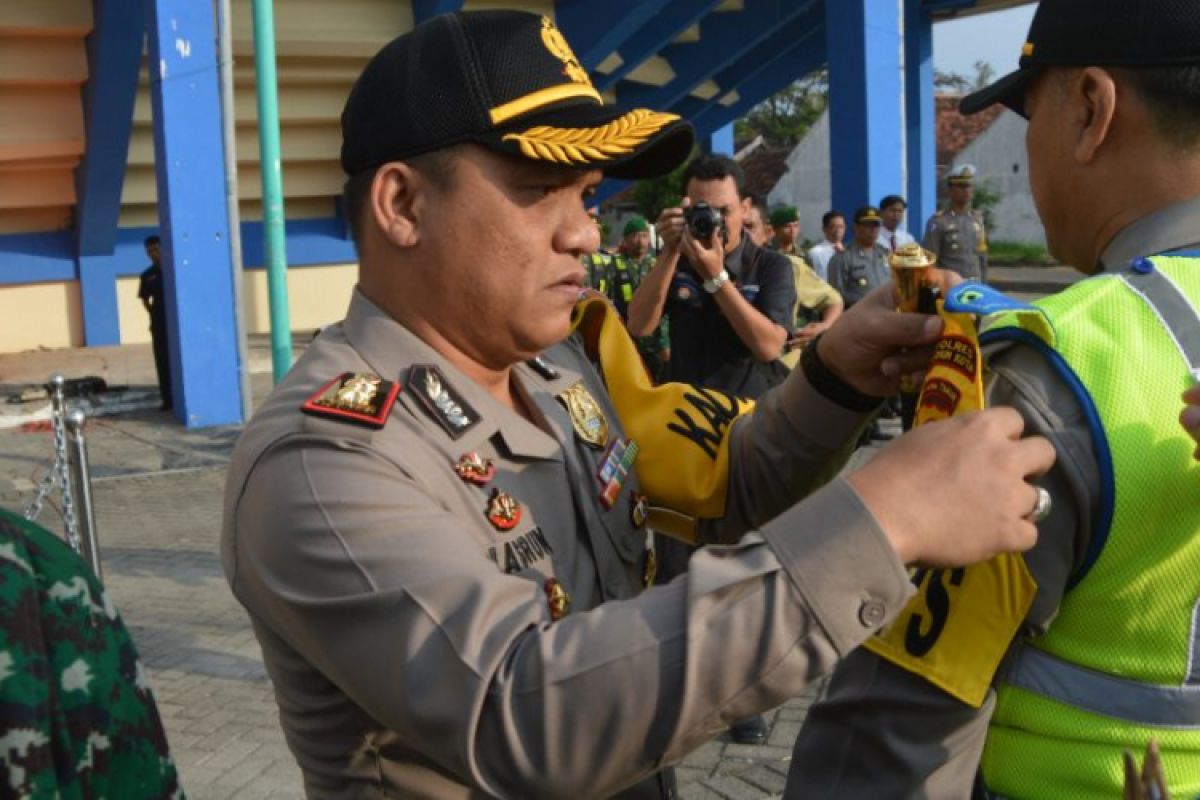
[486,526,554,575]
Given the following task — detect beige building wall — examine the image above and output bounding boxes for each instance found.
[0,281,83,351]
[113,264,357,346]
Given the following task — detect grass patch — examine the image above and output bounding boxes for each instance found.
[989,240,1056,266]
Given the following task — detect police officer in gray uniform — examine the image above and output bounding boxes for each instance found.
[827,206,891,308]
[220,11,1055,799]
[924,164,989,282]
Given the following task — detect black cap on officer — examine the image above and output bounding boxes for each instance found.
[341,11,694,180]
[961,0,1200,117]
[854,206,882,225]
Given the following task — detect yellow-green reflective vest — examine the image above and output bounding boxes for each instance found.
[979,255,1200,799]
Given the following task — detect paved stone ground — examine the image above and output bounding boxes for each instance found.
[0,379,847,799]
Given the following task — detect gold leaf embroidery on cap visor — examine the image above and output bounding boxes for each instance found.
[501,109,680,166]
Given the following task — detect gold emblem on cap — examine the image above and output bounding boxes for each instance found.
[540,16,590,87]
[1022,42,1034,57]
[558,381,609,448]
[502,108,680,166]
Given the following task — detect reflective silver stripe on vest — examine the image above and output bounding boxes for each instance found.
[1005,645,1200,728]
[1120,265,1200,686]
[1120,267,1200,372]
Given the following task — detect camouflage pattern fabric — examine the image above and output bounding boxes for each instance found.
[0,508,182,799]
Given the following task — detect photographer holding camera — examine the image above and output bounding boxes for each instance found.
[628,154,796,399]
[627,154,798,745]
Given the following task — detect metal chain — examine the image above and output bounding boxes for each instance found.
[22,385,81,553]
[53,404,80,552]
[22,466,57,522]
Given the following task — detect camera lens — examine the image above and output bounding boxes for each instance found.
[686,202,721,239]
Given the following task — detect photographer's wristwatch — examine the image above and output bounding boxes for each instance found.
[702,269,730,294]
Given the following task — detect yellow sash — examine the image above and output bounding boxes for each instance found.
[863,305,1038,707]
[570,297,755,543]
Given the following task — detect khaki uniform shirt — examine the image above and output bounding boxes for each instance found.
[785,254,840,319]
[222,290,914,799]
[786,195,1200,797]
[923,207,988,282]
[827,243,890,307]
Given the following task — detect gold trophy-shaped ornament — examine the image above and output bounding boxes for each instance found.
[889,243,939,429]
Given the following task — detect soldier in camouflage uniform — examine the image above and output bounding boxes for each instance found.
[587,217,671,383]
[0,507,181,799]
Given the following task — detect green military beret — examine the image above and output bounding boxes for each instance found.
[769,206,799,226]
[623,217,649,236]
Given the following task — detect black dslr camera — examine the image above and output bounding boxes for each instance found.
[684,202,726,243]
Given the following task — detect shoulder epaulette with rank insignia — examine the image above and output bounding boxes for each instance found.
[301,372,400,429]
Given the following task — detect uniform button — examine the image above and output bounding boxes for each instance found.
[859,600,887,628]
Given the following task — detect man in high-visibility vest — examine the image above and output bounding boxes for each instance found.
[788,0,1200,797]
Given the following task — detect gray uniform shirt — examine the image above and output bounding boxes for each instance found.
[222,290,915,799]
[924,207,988,282]
[827,243,890,307]
[786,194,1200,798]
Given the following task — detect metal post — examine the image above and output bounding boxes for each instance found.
[251,0,293,384]
[48,373,66,424]
[64,410,102,581]
[218,0,253,420]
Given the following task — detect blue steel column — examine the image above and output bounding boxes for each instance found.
[75,0,146,346]
[144,0,244,427]
[904,0,936,238]
[706,124,735,156]
[824,0,904,217]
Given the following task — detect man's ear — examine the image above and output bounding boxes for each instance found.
[1072,67,1118,165]
[369,162,426,249]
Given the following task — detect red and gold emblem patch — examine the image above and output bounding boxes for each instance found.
[486,488,522,531]
[300,372,400,429]
[454,452,496,486]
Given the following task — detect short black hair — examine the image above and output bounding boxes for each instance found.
[879,195,906,210]
[144,235,161,246]
[1117,65,1200,151]
[681,153,746,199]
[342,147,460,248]
[821,210,845,229]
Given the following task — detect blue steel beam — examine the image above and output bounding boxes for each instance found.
[145,0,243,427]
[688,43,827,142]
[616,0,816,112]
[705,124,734,155]
[556,0,673,72]
[668,6,824,125]
[75,0,146,346]
[75,0,144,258]
[825,0,905,223]
[922,0,977,12]
[0,219,360,287]
[592,0,722,91]
[412,0,463,24]
[905,0,937,236]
